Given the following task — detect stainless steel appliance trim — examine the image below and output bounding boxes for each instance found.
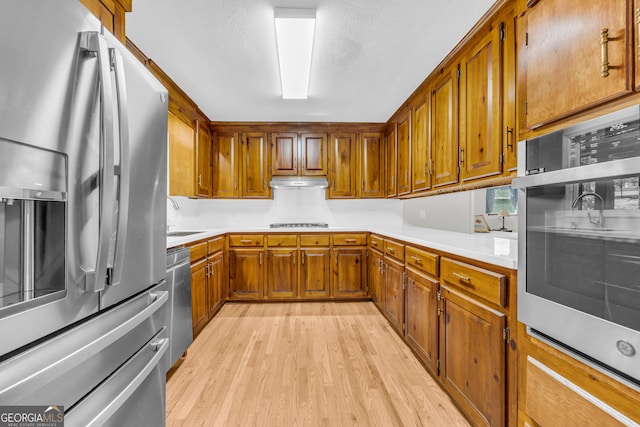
[0,290,167,401]
[65,331,168,427]
[512,156,640,189]
[0,186,66,202]
[80,31,115,294]
[269,176,329,189]
[21,201,34,302]
[110,47,130,288]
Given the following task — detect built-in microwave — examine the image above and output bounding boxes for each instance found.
[513,105,640,385]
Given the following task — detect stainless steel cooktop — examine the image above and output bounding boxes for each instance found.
[269,223,329,228]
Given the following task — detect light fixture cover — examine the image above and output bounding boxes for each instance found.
[274,8,316,99]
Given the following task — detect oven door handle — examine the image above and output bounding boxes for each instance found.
[80,32,115,294]
[512,157,640,189]
[109,47,130,288]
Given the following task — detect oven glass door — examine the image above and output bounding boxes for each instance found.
[525,176,640,332]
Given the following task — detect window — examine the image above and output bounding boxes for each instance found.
[486,186,517,215]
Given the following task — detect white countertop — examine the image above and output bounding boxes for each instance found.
[167,226,518,270]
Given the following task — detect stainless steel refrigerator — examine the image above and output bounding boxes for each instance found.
[0,0,169,425]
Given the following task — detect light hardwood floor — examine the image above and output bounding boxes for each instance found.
[166,302,470,427]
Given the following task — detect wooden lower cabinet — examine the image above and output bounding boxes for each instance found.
[382,256,404,334]
[405,268,439,377]
[300,249,330,298]
[331,248,367,297]
[229,249,264,299]
[440,285,506,427]
[190,258,208,336]
[368,249,384,310]
[267,248,298,298]
[207,251,224,317]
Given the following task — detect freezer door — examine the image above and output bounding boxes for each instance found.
[99,30,168,309]
[0,281,168,410]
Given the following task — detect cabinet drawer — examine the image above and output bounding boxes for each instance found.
[229,235,264,247]
[207,236,223,254]
[300,234,330,247]
[189,241,208,263]
[332,233,367,246]
[384,239,404,261]
[267,234,297,247]
[441,258,506,307]
[369,234,384,251]
[405,246,439,277]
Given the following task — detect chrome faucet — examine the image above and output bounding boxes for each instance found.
[571,191,604,228]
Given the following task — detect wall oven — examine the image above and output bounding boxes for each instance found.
[513,105,640,385]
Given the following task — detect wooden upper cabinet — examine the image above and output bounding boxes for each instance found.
[411,97,430,193]
[359,133,385,198]
[212,131,239,198]
[502,9,517,173]
[168,111,196,197]
[386,125,397,198]
[196,120,212,197]
[241,132,270,198]
[272,132,327,176]
[79,0,127,42]
[431,65,459,188]
[328,133,357,198]
[300,133,327,176]
[396,111,412,195]
[271,133,298,176]
[459,24,503,182]
[523,0,631,129]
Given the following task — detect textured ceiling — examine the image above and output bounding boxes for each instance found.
[127,0,496,123]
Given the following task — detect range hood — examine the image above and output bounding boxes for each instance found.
[269,176,329,189]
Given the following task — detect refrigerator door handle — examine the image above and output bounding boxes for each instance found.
[66,335,169,427]
[80,32,116,294]
[109,47,130,288]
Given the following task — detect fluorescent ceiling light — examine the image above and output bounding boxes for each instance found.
[274,8,316,99]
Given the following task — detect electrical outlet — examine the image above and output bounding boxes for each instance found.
[419,210,426,219]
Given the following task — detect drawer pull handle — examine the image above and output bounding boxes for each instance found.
[345,239,357,243]
[410,255,422,264]
[452,272,471,283]
[372,241,378,247]
[388,248,395,253]
[240,239,253,244]
[601,28,609,78]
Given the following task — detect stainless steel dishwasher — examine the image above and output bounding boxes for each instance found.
[166,247,193,371]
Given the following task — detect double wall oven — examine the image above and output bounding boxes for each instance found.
[514,105,640,385]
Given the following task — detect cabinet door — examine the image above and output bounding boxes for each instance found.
[241,132,269,198]
[168,111,196,197]
[431,66,459,188]
[396,112,411,196]
[207,252,223,317]
[386,125,397,198]
[368,250,384,310]
[405,269,439,376]
[300,249,330,298]
[191,259,207,335]
[328,133,357,198]
[383,257,404,334]
[459,25,503,182]
[196,120,212,197]
[525,0,630,129]
[359,133,385,198]
[441,285,506,427]
[267,249,298,298]
[412,97,430,193]
[300,133,327,176]
[271,132,298,176]
[332,248,367,297]
[212,132,239,198]
[229,249,264,299]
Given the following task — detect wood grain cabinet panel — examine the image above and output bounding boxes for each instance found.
[382,256,404,334]
[358,132,385,198]
[190,259,207,335]
[405,269,439,377]
[300,249,331,298]
[195,120,213,197]
[207,251,224,318]
[459,25,503,182]
[368,248,384,310]
[412,96,431,193]
[440,285,506,427]
[241,132,270,199]
[229,249,264,299]
[212,131,239,198]
[386,125,397,198]
[396,112,411,196]
[441,257,507,308]
[331,248,367,298]
[523,0,631,129]
[300,133,327,176]
[431,65,459,188]
[267,249,298,299]
[168,111,196,197]
[328,133,357,198]
[271,133,298,176]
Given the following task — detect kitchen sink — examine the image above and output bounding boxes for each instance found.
[166,230,205,237]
